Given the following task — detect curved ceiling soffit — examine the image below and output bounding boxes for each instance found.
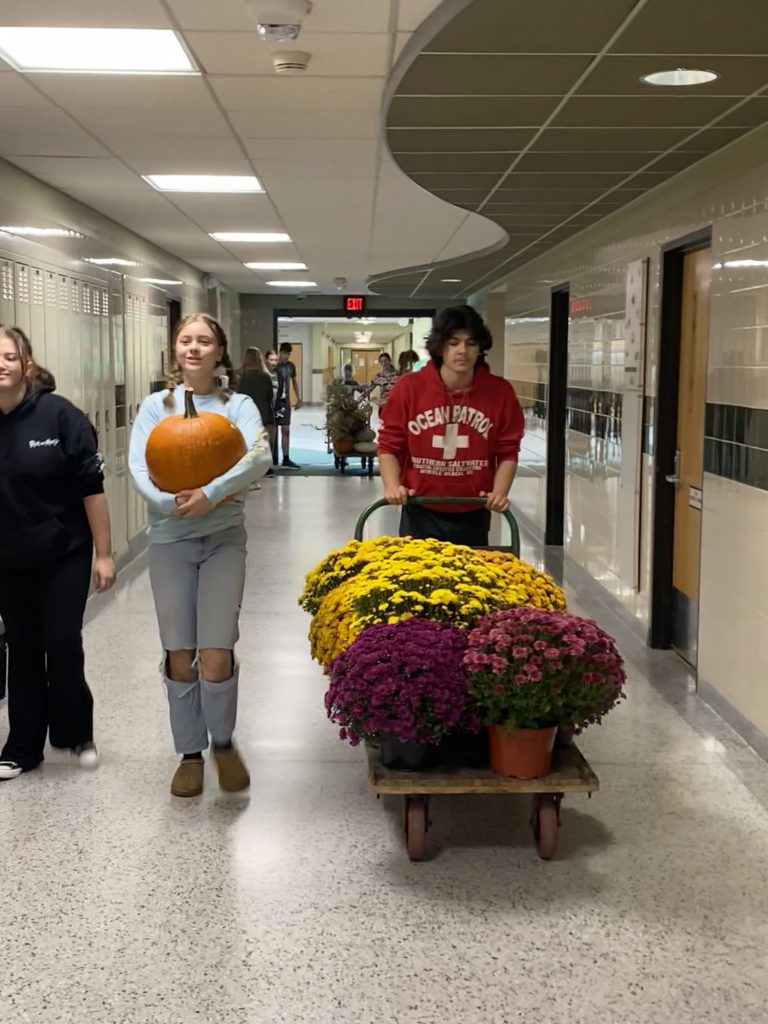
[366,0,509,299]
[370,0,768,301]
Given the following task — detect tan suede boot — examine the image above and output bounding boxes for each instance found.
[171,759,204,797]
[213,746,250,792]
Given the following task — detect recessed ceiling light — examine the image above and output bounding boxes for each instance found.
[85,258,139,267]
[245,261,307,271]
[0,28,198,75]
[0,225,83,238]
[140,278,184,286]
[641,68,718,87]
[440,278,462,283]
[267,280,318,287]
[211,231,289,242]
[144,175,263,194]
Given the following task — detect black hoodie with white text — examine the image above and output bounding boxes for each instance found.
[0,385,104,571]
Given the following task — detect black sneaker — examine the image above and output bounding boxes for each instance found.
[0,760,23,780]
[282,458,301,470]
[265,468,275,478]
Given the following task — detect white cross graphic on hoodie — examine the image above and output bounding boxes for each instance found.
[432,424,470,460]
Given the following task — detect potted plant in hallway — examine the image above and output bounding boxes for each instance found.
[465,608,626,778]
[325,379,371,454]
[325,619,477,770]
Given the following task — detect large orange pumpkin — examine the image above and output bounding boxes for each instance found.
[146,388,246,494]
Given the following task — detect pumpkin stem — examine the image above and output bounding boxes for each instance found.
[184,388,198,419]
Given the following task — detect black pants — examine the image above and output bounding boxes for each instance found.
[0,546,94,770]
[399,504,491,546]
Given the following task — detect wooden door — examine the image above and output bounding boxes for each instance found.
[671,248,710,665]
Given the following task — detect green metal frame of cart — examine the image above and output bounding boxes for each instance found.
[353,496,600,863]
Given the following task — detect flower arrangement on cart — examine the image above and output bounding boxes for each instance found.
[300,535,626,780]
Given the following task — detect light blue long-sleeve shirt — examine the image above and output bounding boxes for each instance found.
[128,388,271,544]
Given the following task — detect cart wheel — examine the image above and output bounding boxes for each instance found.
[405,796,428,862]
[533,795,559,860]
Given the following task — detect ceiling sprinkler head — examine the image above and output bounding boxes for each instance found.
[245,0,313,42]
[334,276,348,290]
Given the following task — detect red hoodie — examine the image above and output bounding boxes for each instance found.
[377,361,525,512]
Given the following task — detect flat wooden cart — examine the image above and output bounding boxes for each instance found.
[354,497,600,862]
[367,743,599,862]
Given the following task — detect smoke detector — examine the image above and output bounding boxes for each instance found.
[272,49,311,73]
[245,0,313,42]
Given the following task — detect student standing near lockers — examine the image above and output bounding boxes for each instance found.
[129,314,271,798]
[274,342,302,469]
[0,326,116,781]
[377,305,525,547]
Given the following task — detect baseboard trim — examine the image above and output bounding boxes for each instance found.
[697,678,768,763]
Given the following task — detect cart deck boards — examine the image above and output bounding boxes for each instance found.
[367,743,599,796]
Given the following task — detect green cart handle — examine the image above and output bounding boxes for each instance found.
[353,496,520,556]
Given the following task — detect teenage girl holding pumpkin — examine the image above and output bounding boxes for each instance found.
[129,314,270,798]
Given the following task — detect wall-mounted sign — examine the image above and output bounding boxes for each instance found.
[344,295,366,314]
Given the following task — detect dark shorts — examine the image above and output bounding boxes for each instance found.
[274,399,291,426]
[399,504,490,547]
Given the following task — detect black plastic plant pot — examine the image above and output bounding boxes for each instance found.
[379,735,439,771]
[438,729,489,768]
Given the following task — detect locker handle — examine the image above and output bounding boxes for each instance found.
[105,409,110,433]
[95,411,100,435]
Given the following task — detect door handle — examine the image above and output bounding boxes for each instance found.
[665,448,681,488]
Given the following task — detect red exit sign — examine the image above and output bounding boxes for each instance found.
[344,295,366,313]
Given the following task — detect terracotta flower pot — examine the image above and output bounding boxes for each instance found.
[488,725,557,779]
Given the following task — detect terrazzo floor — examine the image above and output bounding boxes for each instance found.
[2,474,768,1023]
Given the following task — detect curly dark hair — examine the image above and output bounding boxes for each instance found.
[425,305,493,366]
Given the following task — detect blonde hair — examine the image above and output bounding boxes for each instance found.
[239,346,267,376]
[164,313,235,408]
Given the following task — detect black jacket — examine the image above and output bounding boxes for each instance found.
[0,386,104,571]
[237,371,275,426]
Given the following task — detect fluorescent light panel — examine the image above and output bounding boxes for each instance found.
[140,278,184,285]
[245,261,307,271]
[85,258,138,267]
[145,175,263,194]
[267,280,317,287]
[211,231,289,242]
[0,225,82,238]
[0,28,197,75]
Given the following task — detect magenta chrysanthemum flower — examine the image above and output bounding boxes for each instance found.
[325,619,476,746]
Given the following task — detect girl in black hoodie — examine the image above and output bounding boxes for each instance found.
[0,327,116,780]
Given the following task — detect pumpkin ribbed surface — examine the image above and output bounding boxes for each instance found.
[146,390,246,494]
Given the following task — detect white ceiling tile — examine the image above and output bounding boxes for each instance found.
[0,72,55,105]
[0,0,170,27]
[32,75,213,110]
[167,0,260,31]
[114,138,248,163]
[8,157,144,189]
[241,138,377,163]
[0,132,109,157]
[69,107,231,138]
[0,106,84,132]
[229,109,377,138]
[397,0,444,33]
[211,76,383,112]
[189,31,389,76]
[165,193,285,227]
[300,0,391,34]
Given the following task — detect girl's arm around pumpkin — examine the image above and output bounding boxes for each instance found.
[128,394,178,516]
[200,395,271,506]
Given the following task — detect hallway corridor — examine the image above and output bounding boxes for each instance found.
[2,476,767,1023]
